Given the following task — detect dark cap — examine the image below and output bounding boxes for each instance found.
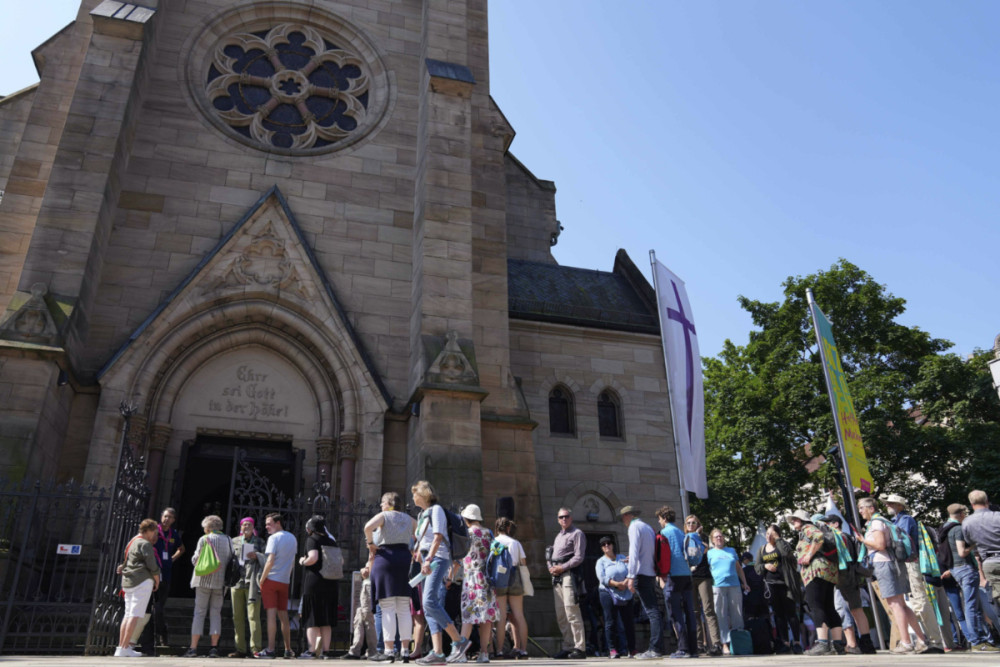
[599,536,615,547]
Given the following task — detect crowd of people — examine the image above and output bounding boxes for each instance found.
[113,485,1000,660]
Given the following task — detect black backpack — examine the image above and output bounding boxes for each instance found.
[933,522,956,572]
[444,508,471,560]
[812,522,839,562]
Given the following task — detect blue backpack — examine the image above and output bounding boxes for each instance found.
[684,533,706,568]
[486,539,513,589]
[874,516,914,562]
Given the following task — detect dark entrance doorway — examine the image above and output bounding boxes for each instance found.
[171,435,300,597]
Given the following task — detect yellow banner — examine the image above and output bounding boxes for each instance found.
[812,303,873,493]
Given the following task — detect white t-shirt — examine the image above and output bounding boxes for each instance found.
[416,504,450,560]
[495,533,526,565]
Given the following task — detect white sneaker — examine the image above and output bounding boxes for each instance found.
[125,647,143,658]
[114,647,125,657]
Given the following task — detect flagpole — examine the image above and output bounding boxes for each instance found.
[650,250,690,519]
[806,288,886,650]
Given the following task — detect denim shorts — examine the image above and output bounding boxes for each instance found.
[874,560,909,598]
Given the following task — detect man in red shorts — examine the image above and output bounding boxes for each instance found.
[256,513,298,659]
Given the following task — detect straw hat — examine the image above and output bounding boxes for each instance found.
[784,509,813,524]
[881,494,908,508]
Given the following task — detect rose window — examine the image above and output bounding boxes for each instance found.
[206,24,369,151]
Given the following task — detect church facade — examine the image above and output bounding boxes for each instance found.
[0,0,679,568]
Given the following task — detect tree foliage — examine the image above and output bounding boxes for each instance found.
[692,259,961,543]
[909,350,1000,521]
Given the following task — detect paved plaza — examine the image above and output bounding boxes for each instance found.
[1,655,998,666]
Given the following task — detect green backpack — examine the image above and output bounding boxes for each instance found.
[194,539,221,576]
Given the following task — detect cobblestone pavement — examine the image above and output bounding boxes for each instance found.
[0,654,998,666]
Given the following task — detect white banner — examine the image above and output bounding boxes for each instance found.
[652,259,708,499]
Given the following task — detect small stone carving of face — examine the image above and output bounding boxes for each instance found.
[439,353,466,381]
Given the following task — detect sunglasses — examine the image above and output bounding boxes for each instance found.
[558,515,571,520]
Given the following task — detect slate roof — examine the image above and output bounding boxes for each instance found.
[508,253,660,334]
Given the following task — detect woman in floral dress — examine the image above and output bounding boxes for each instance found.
[453,504,498,663]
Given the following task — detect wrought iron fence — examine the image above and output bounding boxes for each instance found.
[1,436,392,655]
[225,449,385,649]
[0,478,111,654]
[84,401,151,656]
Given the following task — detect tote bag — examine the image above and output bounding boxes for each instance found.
[194,538,221,577]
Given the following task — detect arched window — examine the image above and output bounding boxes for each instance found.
[548,386,575,435]
[598,390,623,438]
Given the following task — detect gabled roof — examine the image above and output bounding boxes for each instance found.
[508,250,660,334]
[98,186,391,406]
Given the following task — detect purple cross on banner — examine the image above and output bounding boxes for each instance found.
[666,280,697,443]
[652,259,708,499]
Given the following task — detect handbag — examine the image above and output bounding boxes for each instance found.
[409,511,431,580]
[319,542,344,580]
[194,537,221,576]
[518,564,533,596]
[224,537,242,587]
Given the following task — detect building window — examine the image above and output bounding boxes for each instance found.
[548,386,575,436]
[598,390,622,438]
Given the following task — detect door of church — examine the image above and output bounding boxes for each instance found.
[171,436,300,598]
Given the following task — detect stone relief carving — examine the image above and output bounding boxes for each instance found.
[0,283,60,345]
[148,422,173,452]
[217,221,310,298]
[206,23,370,151]
[316,437,336,464]
[337,433,359,461]
[425,331,478,386]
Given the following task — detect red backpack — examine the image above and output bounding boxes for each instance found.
[654,533,673,577]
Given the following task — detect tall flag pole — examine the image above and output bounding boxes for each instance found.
[807,288,886,649]
[650,251,708,520]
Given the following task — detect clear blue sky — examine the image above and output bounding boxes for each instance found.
[3,1,998,359]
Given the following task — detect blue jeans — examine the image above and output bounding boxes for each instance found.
[664,576,697,654]
[979,585,1000,631]
[834,589,855,630]
[952,565,990,644]
[421,556,453,636]
[635,575,663,653]
[598,589,635,655]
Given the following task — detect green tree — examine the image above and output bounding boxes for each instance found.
[693,259,950,542]
[908,349,1000,521]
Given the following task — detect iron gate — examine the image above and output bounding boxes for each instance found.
[226,449,381,646]
[0,401,148,655]
[84,401,151,655]
[0,478,110,654]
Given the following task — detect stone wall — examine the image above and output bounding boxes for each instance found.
[0,1,98,310]
[510,318,681,549]
[0,87,36,196]
[505,154,559,264]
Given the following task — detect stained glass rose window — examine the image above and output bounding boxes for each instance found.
[205,24,371,151]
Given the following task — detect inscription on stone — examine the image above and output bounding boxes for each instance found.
[207,365,289,421]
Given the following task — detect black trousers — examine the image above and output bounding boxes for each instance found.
[766,582,800,644]
[153,580,171,640]
[804,578,841,630]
